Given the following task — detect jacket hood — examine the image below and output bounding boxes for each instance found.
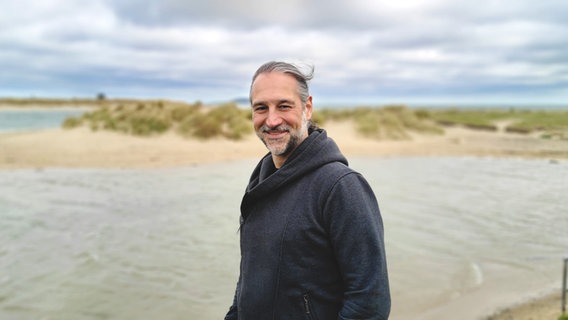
[241,129,347,214]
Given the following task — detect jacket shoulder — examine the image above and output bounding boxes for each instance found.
[309,161,364,201]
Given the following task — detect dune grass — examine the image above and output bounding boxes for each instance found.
[60,100,446,141]
[177,103,252,140]
[315,105,444,140]
[423,108,507,131]
[503,110,568,138]
[33,98,565,141]
[63,100,252,140]
[424,108,568,139]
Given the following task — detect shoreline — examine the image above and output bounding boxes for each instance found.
[0,104,97,112]
[487,290,564,320]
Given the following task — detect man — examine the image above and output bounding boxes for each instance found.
[225,61,390,319]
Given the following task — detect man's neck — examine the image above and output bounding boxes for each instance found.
[272,155,286,169]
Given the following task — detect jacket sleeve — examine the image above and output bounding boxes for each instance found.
[323,172,391,320]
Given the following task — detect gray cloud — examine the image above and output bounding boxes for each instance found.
[1,0,567,104]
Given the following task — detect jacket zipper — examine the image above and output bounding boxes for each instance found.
[303,294,311,314]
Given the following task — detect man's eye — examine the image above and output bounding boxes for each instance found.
[253,106,267,112]
[279,105,291,109]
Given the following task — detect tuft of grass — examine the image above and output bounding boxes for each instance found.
[175,103,253,140]
[65,100,254,140]
[428,108,568,139]
[129,116,171,136]
[310,110,326,127]
[62,117,83,129]
[58,100,568,141]
[170,103,201,122]
[177,112,222,139]
[318,105,443,140]
[505,110,568,135]
[61,100,213,137]
[427,108,506,131]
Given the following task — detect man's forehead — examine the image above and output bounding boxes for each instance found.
[253,72,299,90]
[253,72,297,87]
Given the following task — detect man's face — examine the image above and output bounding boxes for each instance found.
[250,72,313,165]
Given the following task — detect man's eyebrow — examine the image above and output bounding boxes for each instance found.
[252,101,266,108]
[252,99,295,107]
[277,99,296,105]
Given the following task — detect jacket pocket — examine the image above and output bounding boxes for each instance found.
[302,294,319,320]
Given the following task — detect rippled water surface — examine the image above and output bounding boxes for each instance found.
[1,157,567,319]
[0,109,88,133]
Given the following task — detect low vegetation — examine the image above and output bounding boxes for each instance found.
[423,108,568,139]
[9,97,559,141]
[315,105,444,140]
[62,100,252,140]
[61,102,448,140]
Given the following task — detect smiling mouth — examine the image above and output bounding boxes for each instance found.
[265,132,287,142]
[262,127,289,139]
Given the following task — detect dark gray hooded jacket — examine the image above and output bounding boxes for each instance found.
[225,129,390,320]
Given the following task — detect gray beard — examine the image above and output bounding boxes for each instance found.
[272,133,301,157]
[257,110,309,156]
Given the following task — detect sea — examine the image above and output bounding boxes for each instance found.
[1,110,567,319]
[0,108,88,133]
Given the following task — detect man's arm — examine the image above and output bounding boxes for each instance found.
[324,172,390,320]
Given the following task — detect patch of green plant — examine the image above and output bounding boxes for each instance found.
[310,111,326,127]
[129,116,171,136]
[318,105,443,140]
[62,117,83,129]
[59,99,568,142]
[175,103,252,140]
[316,108,353,122]
[426,108,568,138]
[177,112,222,139]
[505,110,568,134]
[207,103,253,140]
[558,313,568,320]
[169,103,201,122]
[427,108,510,131]
[382,105,444,135]
[82,107,115,131]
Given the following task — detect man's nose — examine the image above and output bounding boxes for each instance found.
[265,109,283,128]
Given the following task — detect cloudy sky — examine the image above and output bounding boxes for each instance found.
[1,0,567,106]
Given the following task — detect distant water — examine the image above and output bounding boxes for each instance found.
[0,158,567,320]
[0,109,88,133]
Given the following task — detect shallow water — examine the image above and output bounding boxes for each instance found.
[0,109,88,133]
[360,157,568,319]
[1,157,566,319]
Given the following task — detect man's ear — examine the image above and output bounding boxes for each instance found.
[305,96,313,120]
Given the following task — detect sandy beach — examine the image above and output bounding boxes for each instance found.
[487,291,564,320]
[1,120,567,170]
[1,119,567,319]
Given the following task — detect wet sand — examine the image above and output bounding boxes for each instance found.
[487,291,564,320]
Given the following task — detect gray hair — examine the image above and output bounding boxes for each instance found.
[249,61,314,105]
